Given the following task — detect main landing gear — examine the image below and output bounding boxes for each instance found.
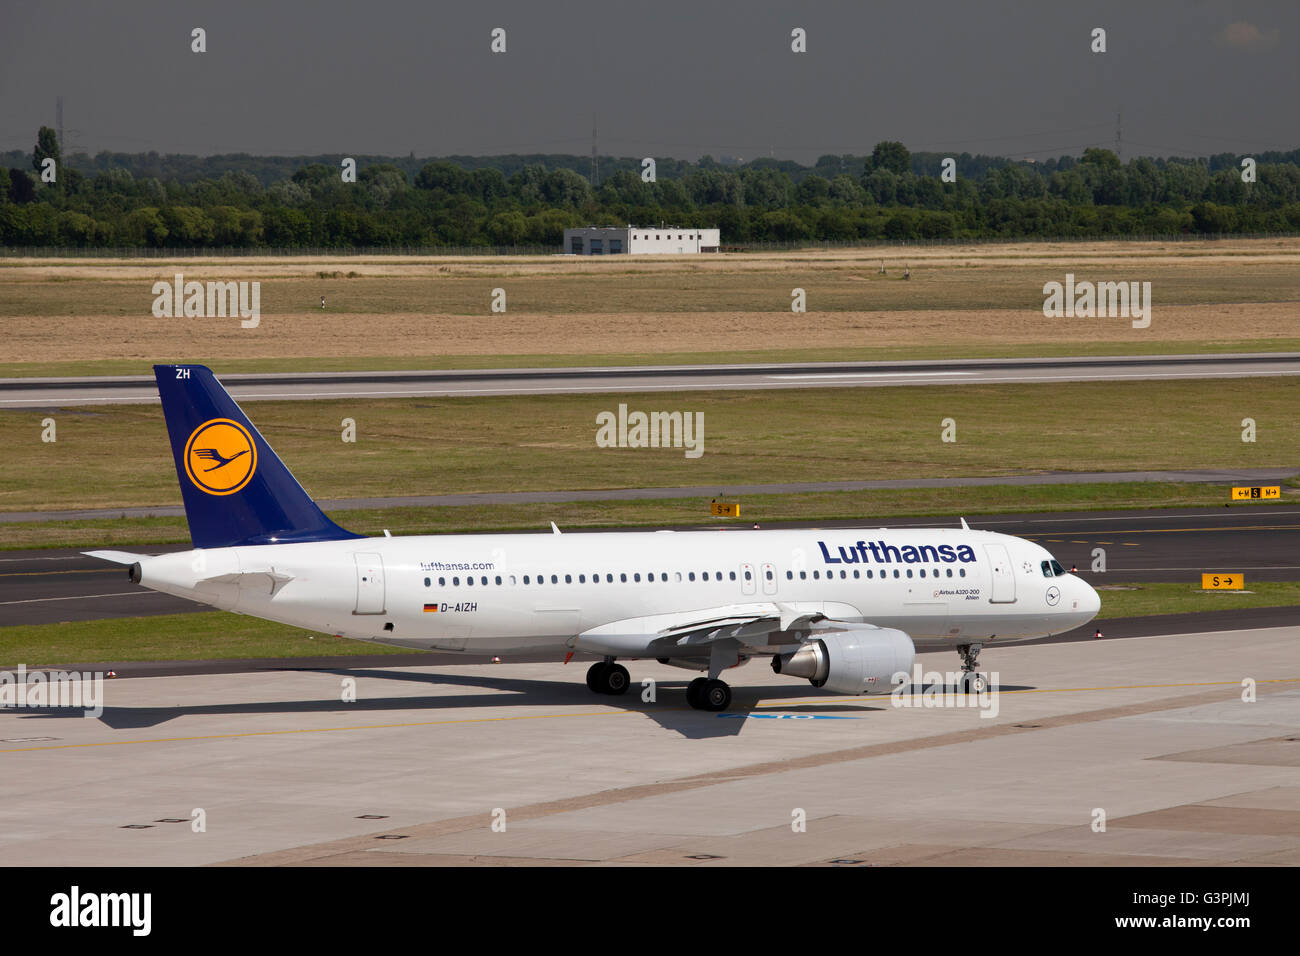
[586,659,630,695]
[956,643,989,693]
[586,656,735,711]
[686,677,731,712]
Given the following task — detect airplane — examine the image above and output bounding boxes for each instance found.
[86,365,1101,712]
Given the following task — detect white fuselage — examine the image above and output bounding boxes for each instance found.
[131,526,1100,656]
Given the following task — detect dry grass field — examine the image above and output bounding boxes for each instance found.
[3,239,1300,376]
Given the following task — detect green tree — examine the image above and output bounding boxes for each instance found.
[33,126,60,177]
[868,141,911,176]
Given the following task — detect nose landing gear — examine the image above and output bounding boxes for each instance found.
[956,643,990,694]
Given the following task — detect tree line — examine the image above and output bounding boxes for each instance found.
[4,129,1299,248]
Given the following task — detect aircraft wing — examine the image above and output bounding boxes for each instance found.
[576,601,854,659]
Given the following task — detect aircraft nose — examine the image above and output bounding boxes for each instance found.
[1078,577,1101,620]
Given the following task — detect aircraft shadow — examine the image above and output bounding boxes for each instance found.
[4,667,897,740]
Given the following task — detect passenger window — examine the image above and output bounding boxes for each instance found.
[565,574,572,583]
[453,576,460,585]
[634,573,641,582]
[786,570,793,580]
[551,574,558,584]
[495,576,502,585]
[620,573,627,582]
[438,576,446,586]
[688,572,695,581]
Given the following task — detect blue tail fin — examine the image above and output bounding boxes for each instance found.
[154,364,363,549]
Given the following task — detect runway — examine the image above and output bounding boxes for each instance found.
[3,468,1296,524]
[4,351,1300,407]
[1,627,1297,866]
[4,505,1298,627]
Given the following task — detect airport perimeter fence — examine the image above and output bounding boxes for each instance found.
[0,244,562,258]
[1,231,1296,258]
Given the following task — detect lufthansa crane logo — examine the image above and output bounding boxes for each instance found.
[184,418,257,495]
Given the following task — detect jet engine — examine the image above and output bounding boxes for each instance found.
[772,625,915,695]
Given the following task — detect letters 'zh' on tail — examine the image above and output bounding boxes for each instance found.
[154,365,362,549]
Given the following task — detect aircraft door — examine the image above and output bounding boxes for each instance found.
[354,552,387,614]
[984,543,1016,603]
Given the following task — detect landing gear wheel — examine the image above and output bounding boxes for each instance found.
[585,662,609,693]
[686,677,709,709]
[701,679,732,712]
[958,671,988,694]
[601,663,630,696]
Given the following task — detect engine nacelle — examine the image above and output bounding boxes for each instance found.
[774,626,915,695]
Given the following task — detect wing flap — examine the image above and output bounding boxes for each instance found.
[578,602,843,658]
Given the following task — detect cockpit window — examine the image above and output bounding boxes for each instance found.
[1051,560,1066,576]
[1042,559,1068,577]
[1041,560,1053,578]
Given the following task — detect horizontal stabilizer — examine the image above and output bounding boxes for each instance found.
[83,550,148,565]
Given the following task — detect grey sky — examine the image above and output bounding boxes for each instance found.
[1,0,1296,164]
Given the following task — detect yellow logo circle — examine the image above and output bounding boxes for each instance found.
[184,418,257,496]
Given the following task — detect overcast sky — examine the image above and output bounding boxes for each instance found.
[1,0,1296,164]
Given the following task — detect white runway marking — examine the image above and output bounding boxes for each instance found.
[766,371,974,380]
[0,590,163,606]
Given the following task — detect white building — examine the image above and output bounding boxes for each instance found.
[564,225,720,255]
